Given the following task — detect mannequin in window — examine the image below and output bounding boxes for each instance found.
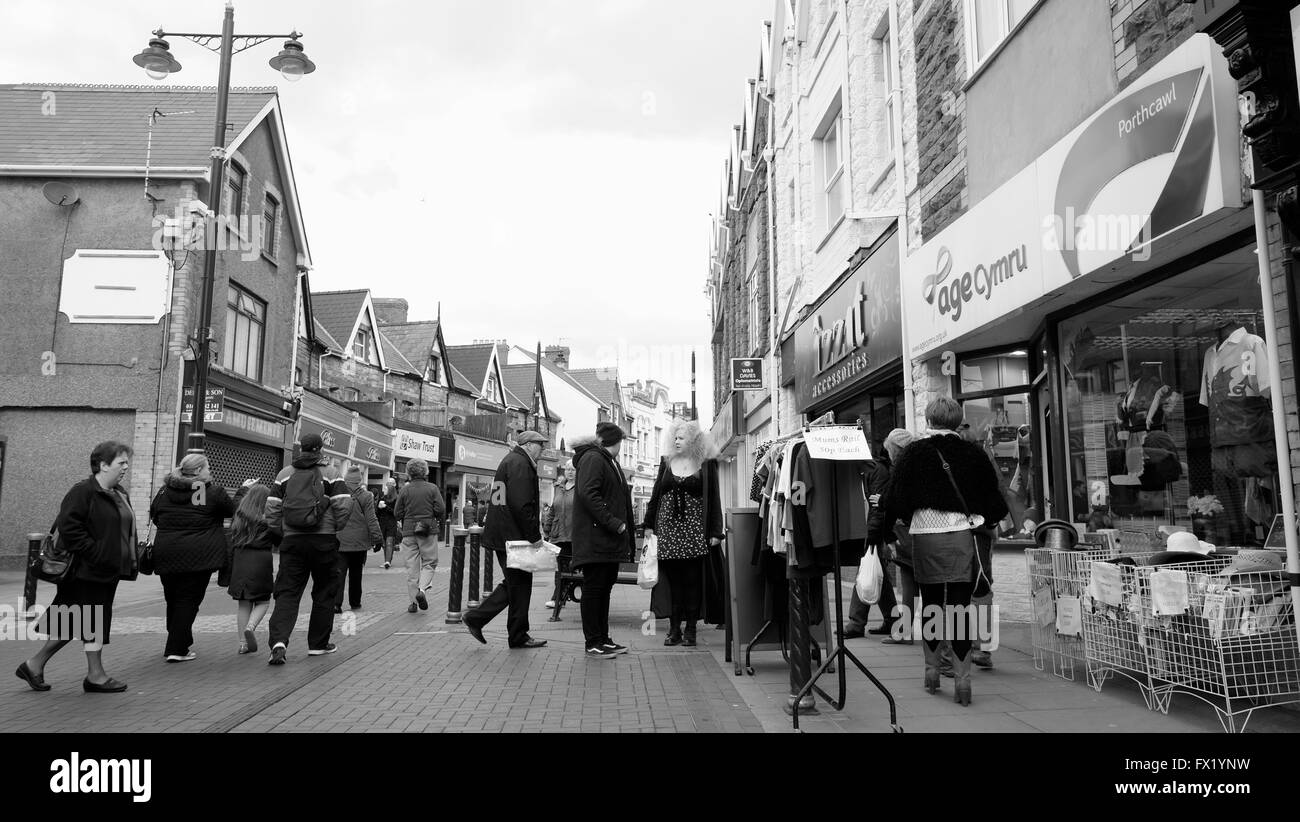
[1199,321,1275,544]
[1110,361,1177,486]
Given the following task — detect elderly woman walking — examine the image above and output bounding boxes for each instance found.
[882,398,1007,706]
[395,458,445,613]
[16,441,136,693]
[150,453,236,663]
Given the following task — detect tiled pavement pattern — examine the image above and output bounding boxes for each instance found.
[3,544,1299,732]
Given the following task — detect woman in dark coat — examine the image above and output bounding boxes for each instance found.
[882,398,1008,706]
[542,460,576,608]
[150,453,235,662]
[16,441,136,694]
[227,483,278,654]
[376,478,399,568]
[643,419,724,647]
[570,424,637,660]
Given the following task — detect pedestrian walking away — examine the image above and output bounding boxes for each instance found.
[376,477,399,568]
[264,432,352,664]
[542,460,576,609]
[844,420,901,639]
[336,465,383,613]
[643,419,724,648]
[394,458,445,613]
[227,482,279,654]
[571,424,637,660]
[17,441,135,694]
[882,398,1007,706]
[462,430,548,649]
[150,453,236,663]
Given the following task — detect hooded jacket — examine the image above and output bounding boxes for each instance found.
[570,435,636,568]
[150,473,236,574]
[338,475,383,552]
[266,453,352,538]
[482,445,541,551]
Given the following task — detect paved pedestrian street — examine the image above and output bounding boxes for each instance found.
[4,546,1300,733]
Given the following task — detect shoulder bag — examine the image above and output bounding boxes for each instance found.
[937,451,993,593]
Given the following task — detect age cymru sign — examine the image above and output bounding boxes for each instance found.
[902,34,1241,359]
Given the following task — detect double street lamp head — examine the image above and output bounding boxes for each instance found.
[131,29,315,83]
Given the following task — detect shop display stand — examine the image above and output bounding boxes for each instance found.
[789,426,901,733]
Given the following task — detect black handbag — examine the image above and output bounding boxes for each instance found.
[35,528,77,584]
[136,524,156,576]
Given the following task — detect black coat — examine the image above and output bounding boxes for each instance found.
[150,474,236,574]
[883,434,1009,527]
[56,476,134,583]
[570,436,636,568]
[482,446,542,551]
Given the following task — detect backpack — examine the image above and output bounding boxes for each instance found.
[282,467,328,530]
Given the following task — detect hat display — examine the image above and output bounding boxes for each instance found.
[1218,549,1285,576]
[299,432,324,453]
[596,422,626,446]
[1034,519,1079,550]
[515,430,547,445]
[1164,531,1216,556]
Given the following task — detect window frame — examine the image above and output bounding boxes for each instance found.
[221,281,266,382]
[225,162,246,226]
[962,0,1041,79]
[879,27,897,161]
[261,192,280,257]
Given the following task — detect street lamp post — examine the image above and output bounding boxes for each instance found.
[133,2,315,455]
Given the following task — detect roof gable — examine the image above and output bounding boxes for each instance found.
[378,321,449,387]
[511,346,607,408]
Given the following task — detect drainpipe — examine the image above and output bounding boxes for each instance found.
[289,268,302,387]
[888,0,915,431]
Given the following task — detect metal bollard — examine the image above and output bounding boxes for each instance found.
[24,533,43,619]
[467,527,482,607]
[446,529,467,623]
[785,577,817,715]
[482,536,493,593]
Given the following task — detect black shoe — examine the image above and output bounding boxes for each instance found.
[307,643,338,656]
[664,631,682,646]
[268,644,287,666]
[83,677,127,693]
[465,621,486,645]
[600,640,629,655]
[842,625,866,639]
[416,592,428,611]
[407,603,418,613]
[585,646,618,660]
[682,634,697,647]
[15,662,50,692]
[333,605,343,615]
[510,639,547,649]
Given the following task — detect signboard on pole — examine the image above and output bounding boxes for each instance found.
[730,358,765,391]
[802,425,874,461]
[181,386,225,424]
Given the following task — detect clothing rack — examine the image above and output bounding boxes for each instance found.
[789,415,901,733]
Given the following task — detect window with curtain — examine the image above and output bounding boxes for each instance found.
[222,283,265,381]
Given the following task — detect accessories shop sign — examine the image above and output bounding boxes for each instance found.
[792,229,902,412]
[902,34,1242,359]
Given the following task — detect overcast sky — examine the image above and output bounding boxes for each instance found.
[1,0,775,423]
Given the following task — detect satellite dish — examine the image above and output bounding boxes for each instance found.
[42,181,80,207]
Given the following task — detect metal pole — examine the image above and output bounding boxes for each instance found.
[24,533,43,618]
[467,526,482,607]
[186,3,235,455]
[446,528,466,623]
[785,576,816,716]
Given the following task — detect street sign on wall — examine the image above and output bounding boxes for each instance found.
[730,358,765,391]
[181,386,225,424]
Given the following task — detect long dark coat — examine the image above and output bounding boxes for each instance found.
[570,436,636,568]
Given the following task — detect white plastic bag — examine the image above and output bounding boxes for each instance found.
[638,534,659,590]
[855,545,883,605]
[505,540,560,574]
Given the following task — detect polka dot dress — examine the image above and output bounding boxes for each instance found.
[656,476,709,560]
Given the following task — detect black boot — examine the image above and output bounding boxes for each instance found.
[664,622,683,646]
[683,621,698,647]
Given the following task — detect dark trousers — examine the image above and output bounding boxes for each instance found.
[464,550,532,647]
[580,562,619,648]
[160,570,212,657]
[847,551,899,630]
[920,581,974,659]
[549,541,573,602]
[660,557,704,626]
[269,534,340,650]
[334,551,366,609]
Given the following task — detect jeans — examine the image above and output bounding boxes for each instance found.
[580,562,619,648]
[268,534,340,650]
[463,550,532,647]
[334,551,367,609]
[659,557,703,625]
[402,534,438,604]
[160,570,212,657]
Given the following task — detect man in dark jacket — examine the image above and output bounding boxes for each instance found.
[264,433,352,664]
[571,423,636,660]
[376,477,399,568]
[463,431,547,649]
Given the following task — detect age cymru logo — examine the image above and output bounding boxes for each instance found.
[921,244,1029,323]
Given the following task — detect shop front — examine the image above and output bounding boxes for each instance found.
[180,363,294,491]
[788,223,904,454]
[900,34,1286,548]
[446,435,512,531]
[709,392,744,508]
[352,412,395,486]
[298,389,357,469]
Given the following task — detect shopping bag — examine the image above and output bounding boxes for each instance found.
[855,545,883,605]
[638,534,658,590]
[505,540,559,574]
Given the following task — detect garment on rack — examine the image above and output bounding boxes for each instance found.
[751,441,775,502]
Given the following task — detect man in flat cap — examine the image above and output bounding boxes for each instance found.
[463,430,549,649]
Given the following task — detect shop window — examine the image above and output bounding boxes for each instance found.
[1057,246,1275,546]
[222,282,265,381]
[957,351,1031,395]
[963,0,1040,76]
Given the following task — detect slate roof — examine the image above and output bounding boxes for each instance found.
[313,318,342,353]
[567,368,623,406]
[511,346,607,408]
[0,84,276,167]
[378,331,419,376]
[445,344,496,394]
[448,364,479,398]
[379,321,441,373]
[501,364,561,422]
[310,290,368,354]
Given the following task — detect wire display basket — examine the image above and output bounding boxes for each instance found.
[1025,547,1116,681]
[1079,552,1161,707]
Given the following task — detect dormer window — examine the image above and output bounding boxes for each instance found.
[352,320,379,365]
[426,356,441,383]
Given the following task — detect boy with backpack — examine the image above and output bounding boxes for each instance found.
[264,433,353,664]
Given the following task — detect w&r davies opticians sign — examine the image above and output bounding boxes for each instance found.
[902,34,1242,358]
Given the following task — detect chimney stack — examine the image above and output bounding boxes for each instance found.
[372,297,409,325]
[543,345,570,370]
